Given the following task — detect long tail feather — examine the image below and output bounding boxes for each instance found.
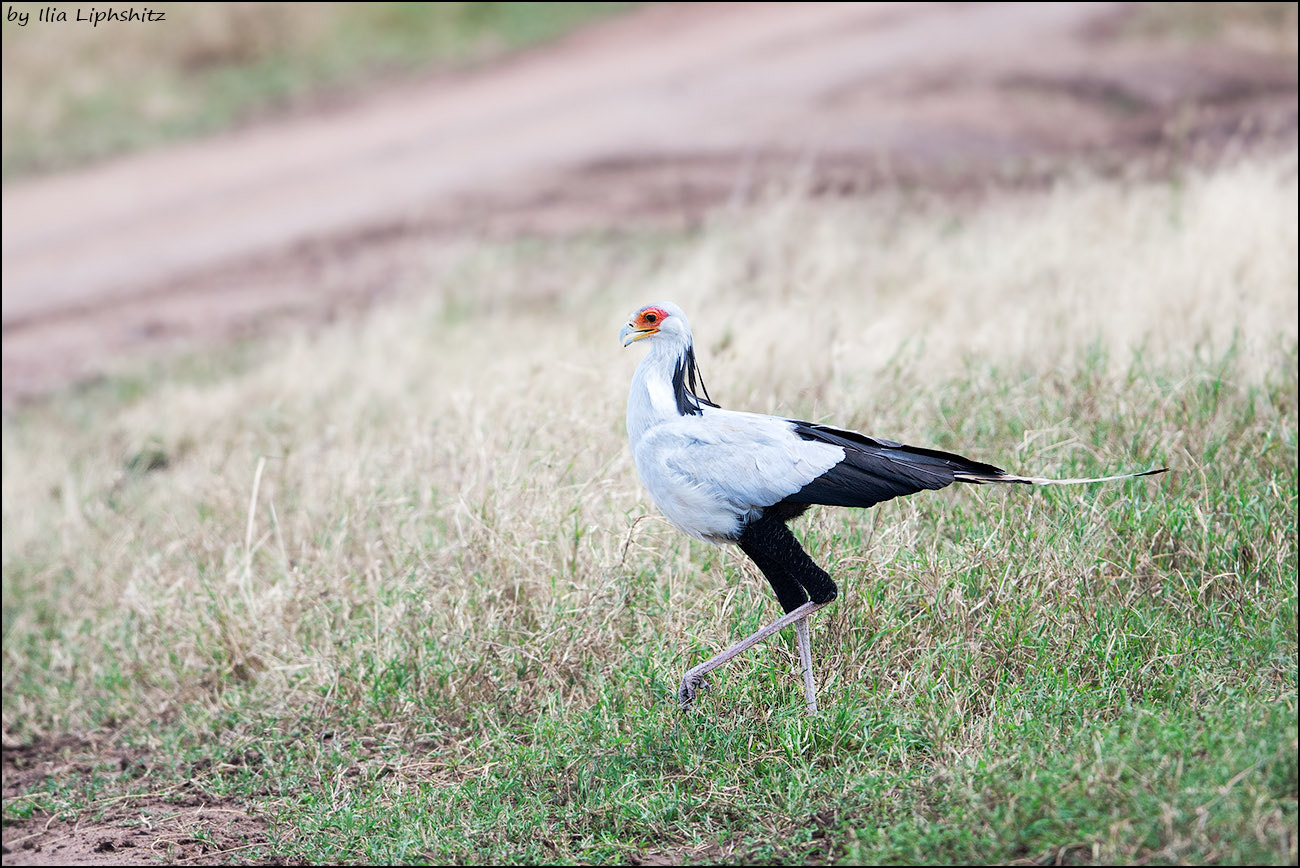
[954,467,1168,486]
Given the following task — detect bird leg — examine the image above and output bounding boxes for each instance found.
[678,600,827,710]
[794,615,817,713]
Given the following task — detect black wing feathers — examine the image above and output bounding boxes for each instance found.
[782,422,1012,510]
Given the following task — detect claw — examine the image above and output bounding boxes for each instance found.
[675,600,826,713]
[678,673,709,709]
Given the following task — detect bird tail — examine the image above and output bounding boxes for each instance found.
[953,467,1169,486]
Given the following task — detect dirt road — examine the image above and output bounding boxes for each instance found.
[2,2,1295,406]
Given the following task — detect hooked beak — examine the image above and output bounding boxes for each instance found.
[620,322,656,347]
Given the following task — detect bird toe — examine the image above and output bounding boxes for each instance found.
[678,674,709,709]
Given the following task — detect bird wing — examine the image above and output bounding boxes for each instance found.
[635,411,1165,541]
[633,409,843,539]
[780,422,1011,509]
[785,422,1166,506]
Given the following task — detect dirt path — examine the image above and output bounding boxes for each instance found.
[2,737,283,866]
[2,1,1295,406]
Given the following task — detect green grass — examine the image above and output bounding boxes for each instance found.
[3,154,1297,864]
[1,2,632,179]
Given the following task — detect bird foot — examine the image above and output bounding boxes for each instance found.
[678,673,710,709]
[675,600,826,713]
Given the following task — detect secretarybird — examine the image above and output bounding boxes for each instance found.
[621,302,1166,714]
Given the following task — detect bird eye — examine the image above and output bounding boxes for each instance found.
[644,312,658,324]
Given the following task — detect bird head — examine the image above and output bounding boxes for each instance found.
[620,302,692,348]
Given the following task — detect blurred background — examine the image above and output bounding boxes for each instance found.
[2,1,1296,405]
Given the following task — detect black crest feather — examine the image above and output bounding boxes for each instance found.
[672,346,719,416]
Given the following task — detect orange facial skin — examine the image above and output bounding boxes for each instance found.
[635,306,670,331]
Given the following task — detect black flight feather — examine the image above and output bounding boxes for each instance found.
[780,422,1016,510]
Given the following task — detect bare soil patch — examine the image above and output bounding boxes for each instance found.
[2,739,289,866]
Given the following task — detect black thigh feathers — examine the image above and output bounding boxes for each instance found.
[738,511,838,613]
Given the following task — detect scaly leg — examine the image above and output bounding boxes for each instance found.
[678,600,827,711]
[795,615,817,713]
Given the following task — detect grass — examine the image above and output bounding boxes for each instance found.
[1125,2,1298,54]
[0,1,631,179]
[2,151,1297,864]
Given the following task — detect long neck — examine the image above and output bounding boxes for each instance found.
[626,340,716,443]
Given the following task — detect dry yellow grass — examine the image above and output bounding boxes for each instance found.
[3,150,1294,736]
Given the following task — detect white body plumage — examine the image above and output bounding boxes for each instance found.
[622,302,843,542]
